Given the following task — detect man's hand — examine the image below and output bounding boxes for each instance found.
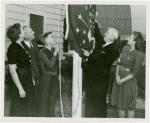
[82,49,90,57]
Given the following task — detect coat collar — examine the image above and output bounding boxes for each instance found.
[21,41,31,53]
[101,42,115,49]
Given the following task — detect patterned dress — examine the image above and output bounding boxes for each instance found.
[111,45,145,110]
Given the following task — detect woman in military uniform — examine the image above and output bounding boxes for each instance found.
[111,31,145,118]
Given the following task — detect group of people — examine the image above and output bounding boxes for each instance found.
[6,22,145,118]
[7,23,59,117]
[83,23,145,118]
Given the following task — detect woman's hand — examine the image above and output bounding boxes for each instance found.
[116,74,120,81]
[19,88,26,98]
[9,64,26,98]
[116,75,123,85]
[116,79,123,85]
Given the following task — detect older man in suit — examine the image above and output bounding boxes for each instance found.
[83,25,119,118]
[21,26,41,112]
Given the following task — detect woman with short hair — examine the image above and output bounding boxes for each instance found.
[111,31,145,118]
[7,23,35,117]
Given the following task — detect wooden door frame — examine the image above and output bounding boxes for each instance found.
[26,8,46,47]
[26,9,46,31]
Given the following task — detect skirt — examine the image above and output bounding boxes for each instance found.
[111,68,138,110]
[9,66,36,117]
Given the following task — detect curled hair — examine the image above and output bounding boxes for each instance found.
[133,31,145,53]
[39,31,52,45]
[7,23,21,42]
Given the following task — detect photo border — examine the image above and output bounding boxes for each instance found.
[1,1,149,122]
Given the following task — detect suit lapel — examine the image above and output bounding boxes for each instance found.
[101,42,114,49]
[32,41,39,54]
[21,41,30,53]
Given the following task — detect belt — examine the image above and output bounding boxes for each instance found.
[119,66,131,71]
[42,71,57,75]
[123,68,131,71]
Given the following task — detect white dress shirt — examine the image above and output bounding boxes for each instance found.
[24,40,35,86]
[24,40,34,48]
[45,45,52,51]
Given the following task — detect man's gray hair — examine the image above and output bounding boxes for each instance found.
[108,27,119,40]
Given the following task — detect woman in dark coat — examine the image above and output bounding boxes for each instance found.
[7,23,35,117]
[37,32,59,117]
[111,31,145,118]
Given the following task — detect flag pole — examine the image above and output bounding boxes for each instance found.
[65,4,82,118]
[72,51,82,118]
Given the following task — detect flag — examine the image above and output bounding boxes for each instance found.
[67,5,97,57]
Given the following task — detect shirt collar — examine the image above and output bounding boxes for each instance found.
[45,45,51,51]
[103,42,113,47]
[24,40,32,47]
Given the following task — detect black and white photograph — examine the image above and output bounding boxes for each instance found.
[1,1,149,122]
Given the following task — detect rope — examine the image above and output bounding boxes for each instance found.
[57,4,60,48]
[58,4,64,118]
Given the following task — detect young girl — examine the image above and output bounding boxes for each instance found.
[37,32,59,117]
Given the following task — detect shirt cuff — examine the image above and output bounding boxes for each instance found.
[117,62,121,65]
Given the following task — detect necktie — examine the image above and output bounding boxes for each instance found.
[30,43,34,49]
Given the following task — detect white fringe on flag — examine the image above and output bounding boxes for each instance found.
[65,4,69,40]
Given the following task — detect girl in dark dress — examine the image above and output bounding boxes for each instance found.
[37,32,59,117]
[111,31,145,118]
[7,23,35,117]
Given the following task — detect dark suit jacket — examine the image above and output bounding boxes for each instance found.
[86,23,119,85]
[21,40,41,84]
[31,41,41,70]
[88,43,119,77]
[87,23,119,77]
